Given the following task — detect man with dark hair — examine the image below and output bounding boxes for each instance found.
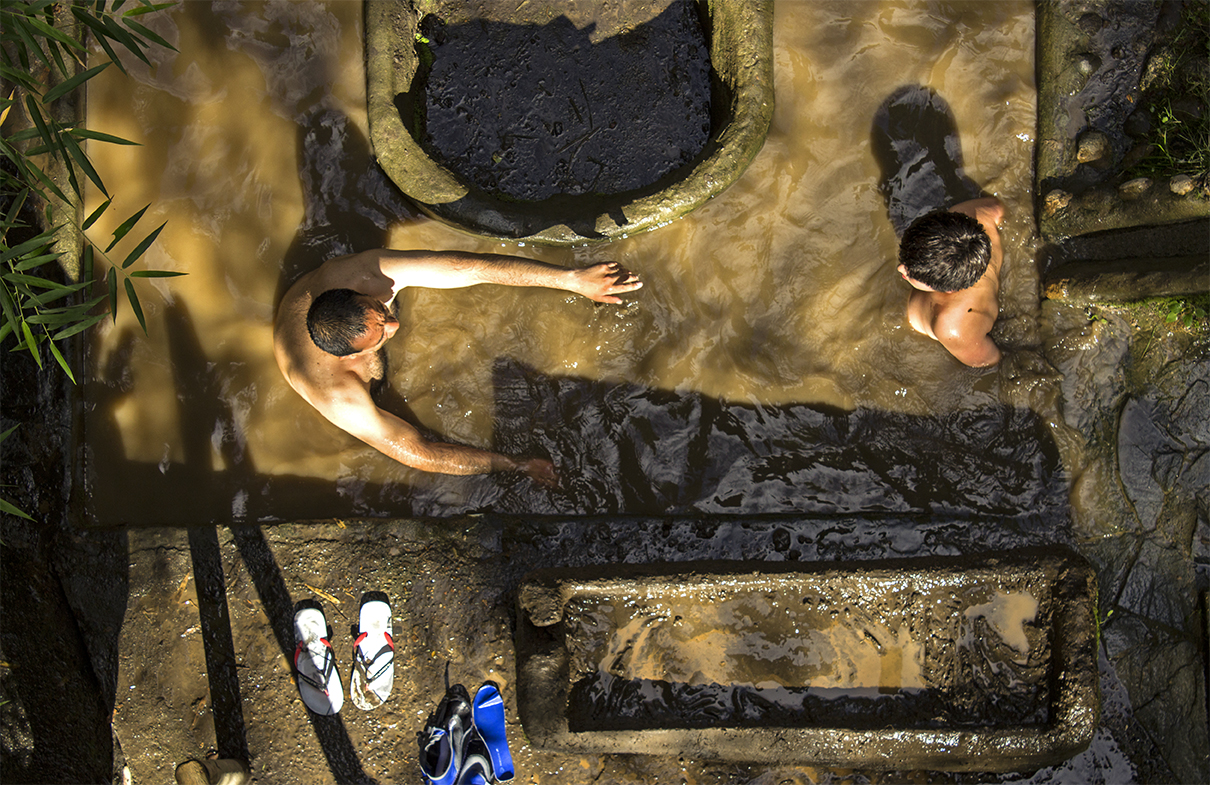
[896,197,1005,368]
[273,249,641,485]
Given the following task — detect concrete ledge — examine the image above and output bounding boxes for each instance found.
[516,547,1099,771]
[365,0,773,245]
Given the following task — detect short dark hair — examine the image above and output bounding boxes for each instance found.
[898,210,990,292]
[306,288,379,356]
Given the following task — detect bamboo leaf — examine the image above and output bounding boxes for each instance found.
[68,128,139,146]
[5,272,68,290]
[120,220,165,268]
[42,62,109,104]
[13,252,63,271]
[46,338,76,384]
[72,9,128,75]
[124,3,178,17]
[1,234,55,264]
[82,199,111,231]
[60,130,109,196]
[97,12,151,66]
[26,281,92,306]
[124,277,146,332]
[20,14,87,54]
[20,320,43,367]
[128,269,184,278]
[53,310,108,340]
[0,63,41,92]
[106,205,148,252]
[122,17,176,52]
[0,497,34,521]
[107,266,117,321]
[11,20,51,74]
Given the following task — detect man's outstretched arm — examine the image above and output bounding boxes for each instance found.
[332,390,558,485]
[371,250,642,304]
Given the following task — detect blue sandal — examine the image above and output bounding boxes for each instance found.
[471,681,514,782]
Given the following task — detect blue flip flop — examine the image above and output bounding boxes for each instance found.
[420,685,472,785]
[471,681,514,783]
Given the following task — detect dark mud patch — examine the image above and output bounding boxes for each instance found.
[416,0,711,201]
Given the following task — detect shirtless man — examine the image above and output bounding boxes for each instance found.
[896,197,1005,368]
[273,249,642,485]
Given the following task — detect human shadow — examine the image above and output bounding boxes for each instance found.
[869,85,986,237]
[403,357,1070,527]
[276,107,418,308]
[78,301,378,781]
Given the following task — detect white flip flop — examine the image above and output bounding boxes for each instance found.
[293,605,343,715]
[350,596,393,710]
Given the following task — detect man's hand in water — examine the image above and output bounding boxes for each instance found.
[569,262,642,304]
[515,457,559,488]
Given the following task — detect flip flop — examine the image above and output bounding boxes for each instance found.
[293,604,343,715]
[420,684,472,785]
[350,594,393,710]
[471,681,514,782]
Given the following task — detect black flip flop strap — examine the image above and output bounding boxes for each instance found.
[296,642,335,694]
[356,643,394,683]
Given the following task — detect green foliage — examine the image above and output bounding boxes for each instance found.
[1162,295,1209,330]
[1,0,182,386]
[1126,2,1210,186]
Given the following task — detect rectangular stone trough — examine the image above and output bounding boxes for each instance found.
[515,547,1099,771]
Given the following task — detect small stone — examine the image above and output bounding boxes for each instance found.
[1169,175,1195,196]
[1044,189,1073,215]
[1076,131,1111,164]
[1119,178,1152,199]
[1075,53,1100,75]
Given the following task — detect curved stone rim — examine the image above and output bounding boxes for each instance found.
[366,0,774,246]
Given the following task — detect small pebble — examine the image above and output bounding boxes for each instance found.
[1076,131,1110,164]
[1169,174,1195,195]
[1044,189,1073,215]
[1118,178,1151,199]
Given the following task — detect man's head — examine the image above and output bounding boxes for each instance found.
[306,288,398,356]
[897,210,991,292]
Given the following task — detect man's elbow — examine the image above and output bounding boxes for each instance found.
[951,342,1002,368]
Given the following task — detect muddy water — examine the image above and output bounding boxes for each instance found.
[562,577,1049,730]
[83,1,1042,524]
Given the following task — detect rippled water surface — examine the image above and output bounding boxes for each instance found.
[83,1,1041,523]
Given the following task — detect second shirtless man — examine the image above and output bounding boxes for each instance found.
[274,249,642,486]
[896,197,1005,368]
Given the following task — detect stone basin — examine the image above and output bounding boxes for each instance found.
[516,547,1099,771]
[365,0,773,245]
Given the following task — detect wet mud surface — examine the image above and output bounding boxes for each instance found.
[419,0,711,201]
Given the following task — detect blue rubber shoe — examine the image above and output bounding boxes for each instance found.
[471,681,514,782]
[454,730,492,785]
[420,685,472,785]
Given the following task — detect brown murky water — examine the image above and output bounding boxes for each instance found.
[83,1,1041,524]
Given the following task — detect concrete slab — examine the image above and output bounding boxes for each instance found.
[516,547,1099,771]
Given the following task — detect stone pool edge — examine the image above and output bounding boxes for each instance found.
[364,0,774,246]
[514,547,1100,771]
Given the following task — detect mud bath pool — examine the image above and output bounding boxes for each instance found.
[79,0,1044,525]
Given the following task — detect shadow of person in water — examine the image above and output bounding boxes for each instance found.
[870,85,986,237]
[277,107,419,308]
